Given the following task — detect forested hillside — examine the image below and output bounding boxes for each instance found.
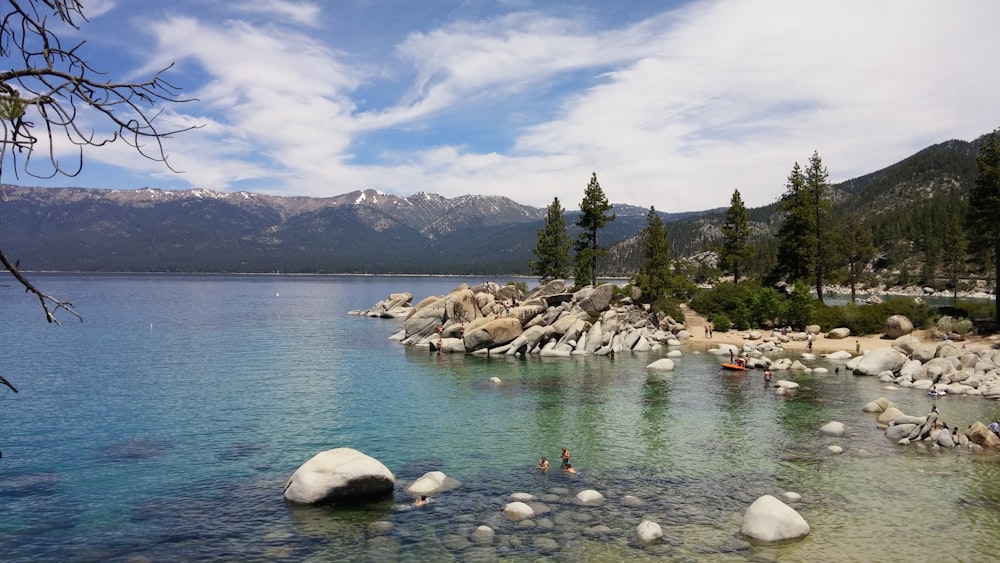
[607,134,989,292]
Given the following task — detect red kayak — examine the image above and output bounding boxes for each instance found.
[721,363,746,371]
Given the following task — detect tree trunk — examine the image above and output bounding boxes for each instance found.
[849,262,857,304]
[995,244,1000,325]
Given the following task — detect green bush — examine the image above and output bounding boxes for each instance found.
[690,281,800,331]
[812,298,933,336]
[711,313,732,333]
[945,301,996,322]
[652,297,683,324]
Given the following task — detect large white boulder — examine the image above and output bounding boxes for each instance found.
[853,349,906,376]
[827,327,850,339]
[740,494,810,542]
[884,315,913,338]
[283,448,395,505]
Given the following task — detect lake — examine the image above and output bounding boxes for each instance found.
[2,273,1000,561]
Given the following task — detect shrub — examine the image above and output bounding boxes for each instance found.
[652,297,683,324]
[711,313,732,333]
[937,315,975,339]
[811,297,933,336]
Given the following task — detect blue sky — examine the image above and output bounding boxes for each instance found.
[10,0,1000,212]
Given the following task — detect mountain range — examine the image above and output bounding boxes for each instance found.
[0,133,988,277]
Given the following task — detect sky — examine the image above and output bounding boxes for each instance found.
[8,0,1000,212]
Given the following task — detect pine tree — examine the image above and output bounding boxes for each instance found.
[774,162,815,284]
[773,153,832,302]
[573,172,615,286]
[636,207,672,304]
[966,129,1000,322]
[720,189,752,284]
[943,212,967,303]
[804,151,832,303]
[529,197,572,282]
[836,211,875,304]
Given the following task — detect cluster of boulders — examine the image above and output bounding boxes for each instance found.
[699,314,1000,405]
[846,325,1000,402]
[283,447,459,505]
[862,397,1000,449]
[284,447,811,549]
[351,280,690,357]
[705,341,843,375]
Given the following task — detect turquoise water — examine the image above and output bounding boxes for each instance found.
[2,274,1000,561]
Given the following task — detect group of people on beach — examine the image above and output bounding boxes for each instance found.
[538,447,576,474]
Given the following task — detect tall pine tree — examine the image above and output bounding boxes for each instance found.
[943,212,967,303]
[804,151,832,303]
[835,211,875,304]
[774,162,815,284]
[636,206,672,305]
[966,129,1000,323]
[529,197,572,282]
[720,189,751,284]
[573,172,615,286]
[773,153,832,302]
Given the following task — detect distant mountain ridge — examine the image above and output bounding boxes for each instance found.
[0,132,990,276]
[0,184,702,274]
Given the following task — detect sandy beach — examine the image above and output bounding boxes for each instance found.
[678,304,928,355]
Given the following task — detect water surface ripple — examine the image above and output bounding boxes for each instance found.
[2,274,1000,561]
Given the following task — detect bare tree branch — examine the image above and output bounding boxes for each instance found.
[0,0,200,180]
[0,1,198,329]
[0,245,80,324]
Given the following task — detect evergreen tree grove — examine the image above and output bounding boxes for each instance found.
[636,206,672,304]
[573,172,615,286]
[966,128,1000,323]
[720,188,751,284]
[773,152,832,302]
[529,197,572,282]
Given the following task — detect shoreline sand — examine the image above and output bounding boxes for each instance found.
[676,304,971,356]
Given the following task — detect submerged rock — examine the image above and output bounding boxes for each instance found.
[740,494,810,542]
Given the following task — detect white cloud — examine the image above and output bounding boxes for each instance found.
[28,0,1000,214]
[238,0,321,27]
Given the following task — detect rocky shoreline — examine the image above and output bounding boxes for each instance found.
[349,279,688,357]
[352,279,1000,407]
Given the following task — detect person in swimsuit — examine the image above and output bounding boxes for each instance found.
[561,447,570,468]
[538,456,549,471]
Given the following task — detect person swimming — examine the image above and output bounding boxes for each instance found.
[562,463,577,474]
[414,495,429,507]
[538,455,549,471]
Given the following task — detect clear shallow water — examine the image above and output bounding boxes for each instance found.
[2,274,1000,561]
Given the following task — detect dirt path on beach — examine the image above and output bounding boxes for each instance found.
[678,303,900,355]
